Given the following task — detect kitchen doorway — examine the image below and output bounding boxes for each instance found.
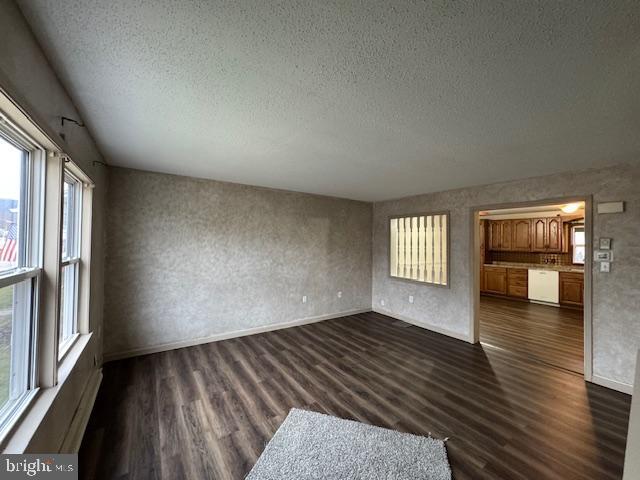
[470,198,592,379]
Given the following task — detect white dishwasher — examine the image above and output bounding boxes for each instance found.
[528,269,559,304]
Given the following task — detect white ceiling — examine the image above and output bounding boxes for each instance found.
[17,1,640,201]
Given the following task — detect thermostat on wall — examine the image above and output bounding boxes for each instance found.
[594,250,613,262]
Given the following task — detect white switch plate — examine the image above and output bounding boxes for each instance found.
[337,291,342,298]
[600,261,610,272]
[380,299,385,307]
[302,295,307,303]
[409,295,414,304]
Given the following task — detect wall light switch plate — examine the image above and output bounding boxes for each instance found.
[380,299,385,307]
[337,291,342,298]
[409,295,414,304]
[600,262,610,273]
[599,238,612,250]
[302,295,307,303]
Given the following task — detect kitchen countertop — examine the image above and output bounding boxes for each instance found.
[484,262,584,273]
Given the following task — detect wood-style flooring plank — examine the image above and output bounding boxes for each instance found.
[80,311,629,480]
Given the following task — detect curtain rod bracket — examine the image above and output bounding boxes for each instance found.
[61,116,85,128]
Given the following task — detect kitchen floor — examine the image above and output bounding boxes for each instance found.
[479,295,584,374]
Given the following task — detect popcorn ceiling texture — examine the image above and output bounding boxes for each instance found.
[372,163,640,386]
[17,0,640,201]
[104,167,372,357]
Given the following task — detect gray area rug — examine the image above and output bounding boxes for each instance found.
[246,409,452,479]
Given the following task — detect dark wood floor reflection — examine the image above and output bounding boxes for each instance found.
[479,295,584,374]
[79,312,629,479]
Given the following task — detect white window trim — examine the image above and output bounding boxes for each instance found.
[0,87,96,451]
[572,225,586,265]
[58,170,83,358]
[0,120,45,441]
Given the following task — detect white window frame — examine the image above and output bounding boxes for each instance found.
[572,225,586,265]
[58,170,83,360]
[0,119,45,436]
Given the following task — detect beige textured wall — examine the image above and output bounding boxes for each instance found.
[0,1,106,451]
[372,163,640,387]
[104,167,372,358]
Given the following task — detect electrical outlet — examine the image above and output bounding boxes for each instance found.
[380,299,385,307]
[302,295,307,303]
[337,291,342,298]
[409,295,414,304]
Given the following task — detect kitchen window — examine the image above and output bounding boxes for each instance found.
[390,213,448,286]
[0,127,43,431]
[572,226,585,264]
[59,171,83,357]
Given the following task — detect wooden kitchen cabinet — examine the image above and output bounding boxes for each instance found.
[489,221,502,250]
[511,219,531,251]
[559,271,584,307]
[507,268,528,298]
[532,218,547,251]
[547,217,562,252]
[483,266,507,295]
[531,217,563,252]
[489,220,512,251]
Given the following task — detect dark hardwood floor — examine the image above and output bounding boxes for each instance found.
[80,312,630,480]
[479,295,584,374]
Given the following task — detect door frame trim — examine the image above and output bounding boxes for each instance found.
[469,195,593,382]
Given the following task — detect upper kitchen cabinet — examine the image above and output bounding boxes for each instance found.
[489,220,512,251]
[532,217,563,252]
[511,219,531,251]
[547,217,562,251]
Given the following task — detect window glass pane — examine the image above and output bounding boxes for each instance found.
[59,263,78,347]
[62,181,70,259]
[573,246,586,264]
[0,136,25,272]
[0,281,32,414]
[574,229,585,246]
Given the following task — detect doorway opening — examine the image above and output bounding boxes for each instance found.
[471,198,591,378]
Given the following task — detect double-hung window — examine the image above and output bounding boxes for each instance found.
[0,125,43,430]
[59,171,82,357]
[572,226,586,265]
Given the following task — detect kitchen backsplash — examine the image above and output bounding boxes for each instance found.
[489,251,575,265]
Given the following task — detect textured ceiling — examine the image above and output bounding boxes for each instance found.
[17,1,640,201]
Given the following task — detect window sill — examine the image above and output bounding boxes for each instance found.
[1,332,94,452]
[58,333,80,363]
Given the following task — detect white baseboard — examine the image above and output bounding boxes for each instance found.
[372,308,472,343]
[59,368,103,453]
[104,308,370,362]
[591,374,633,395]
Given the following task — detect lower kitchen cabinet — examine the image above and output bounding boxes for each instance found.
[507,268,528,298]
[559,271,584,307]
[483,267,507,295]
